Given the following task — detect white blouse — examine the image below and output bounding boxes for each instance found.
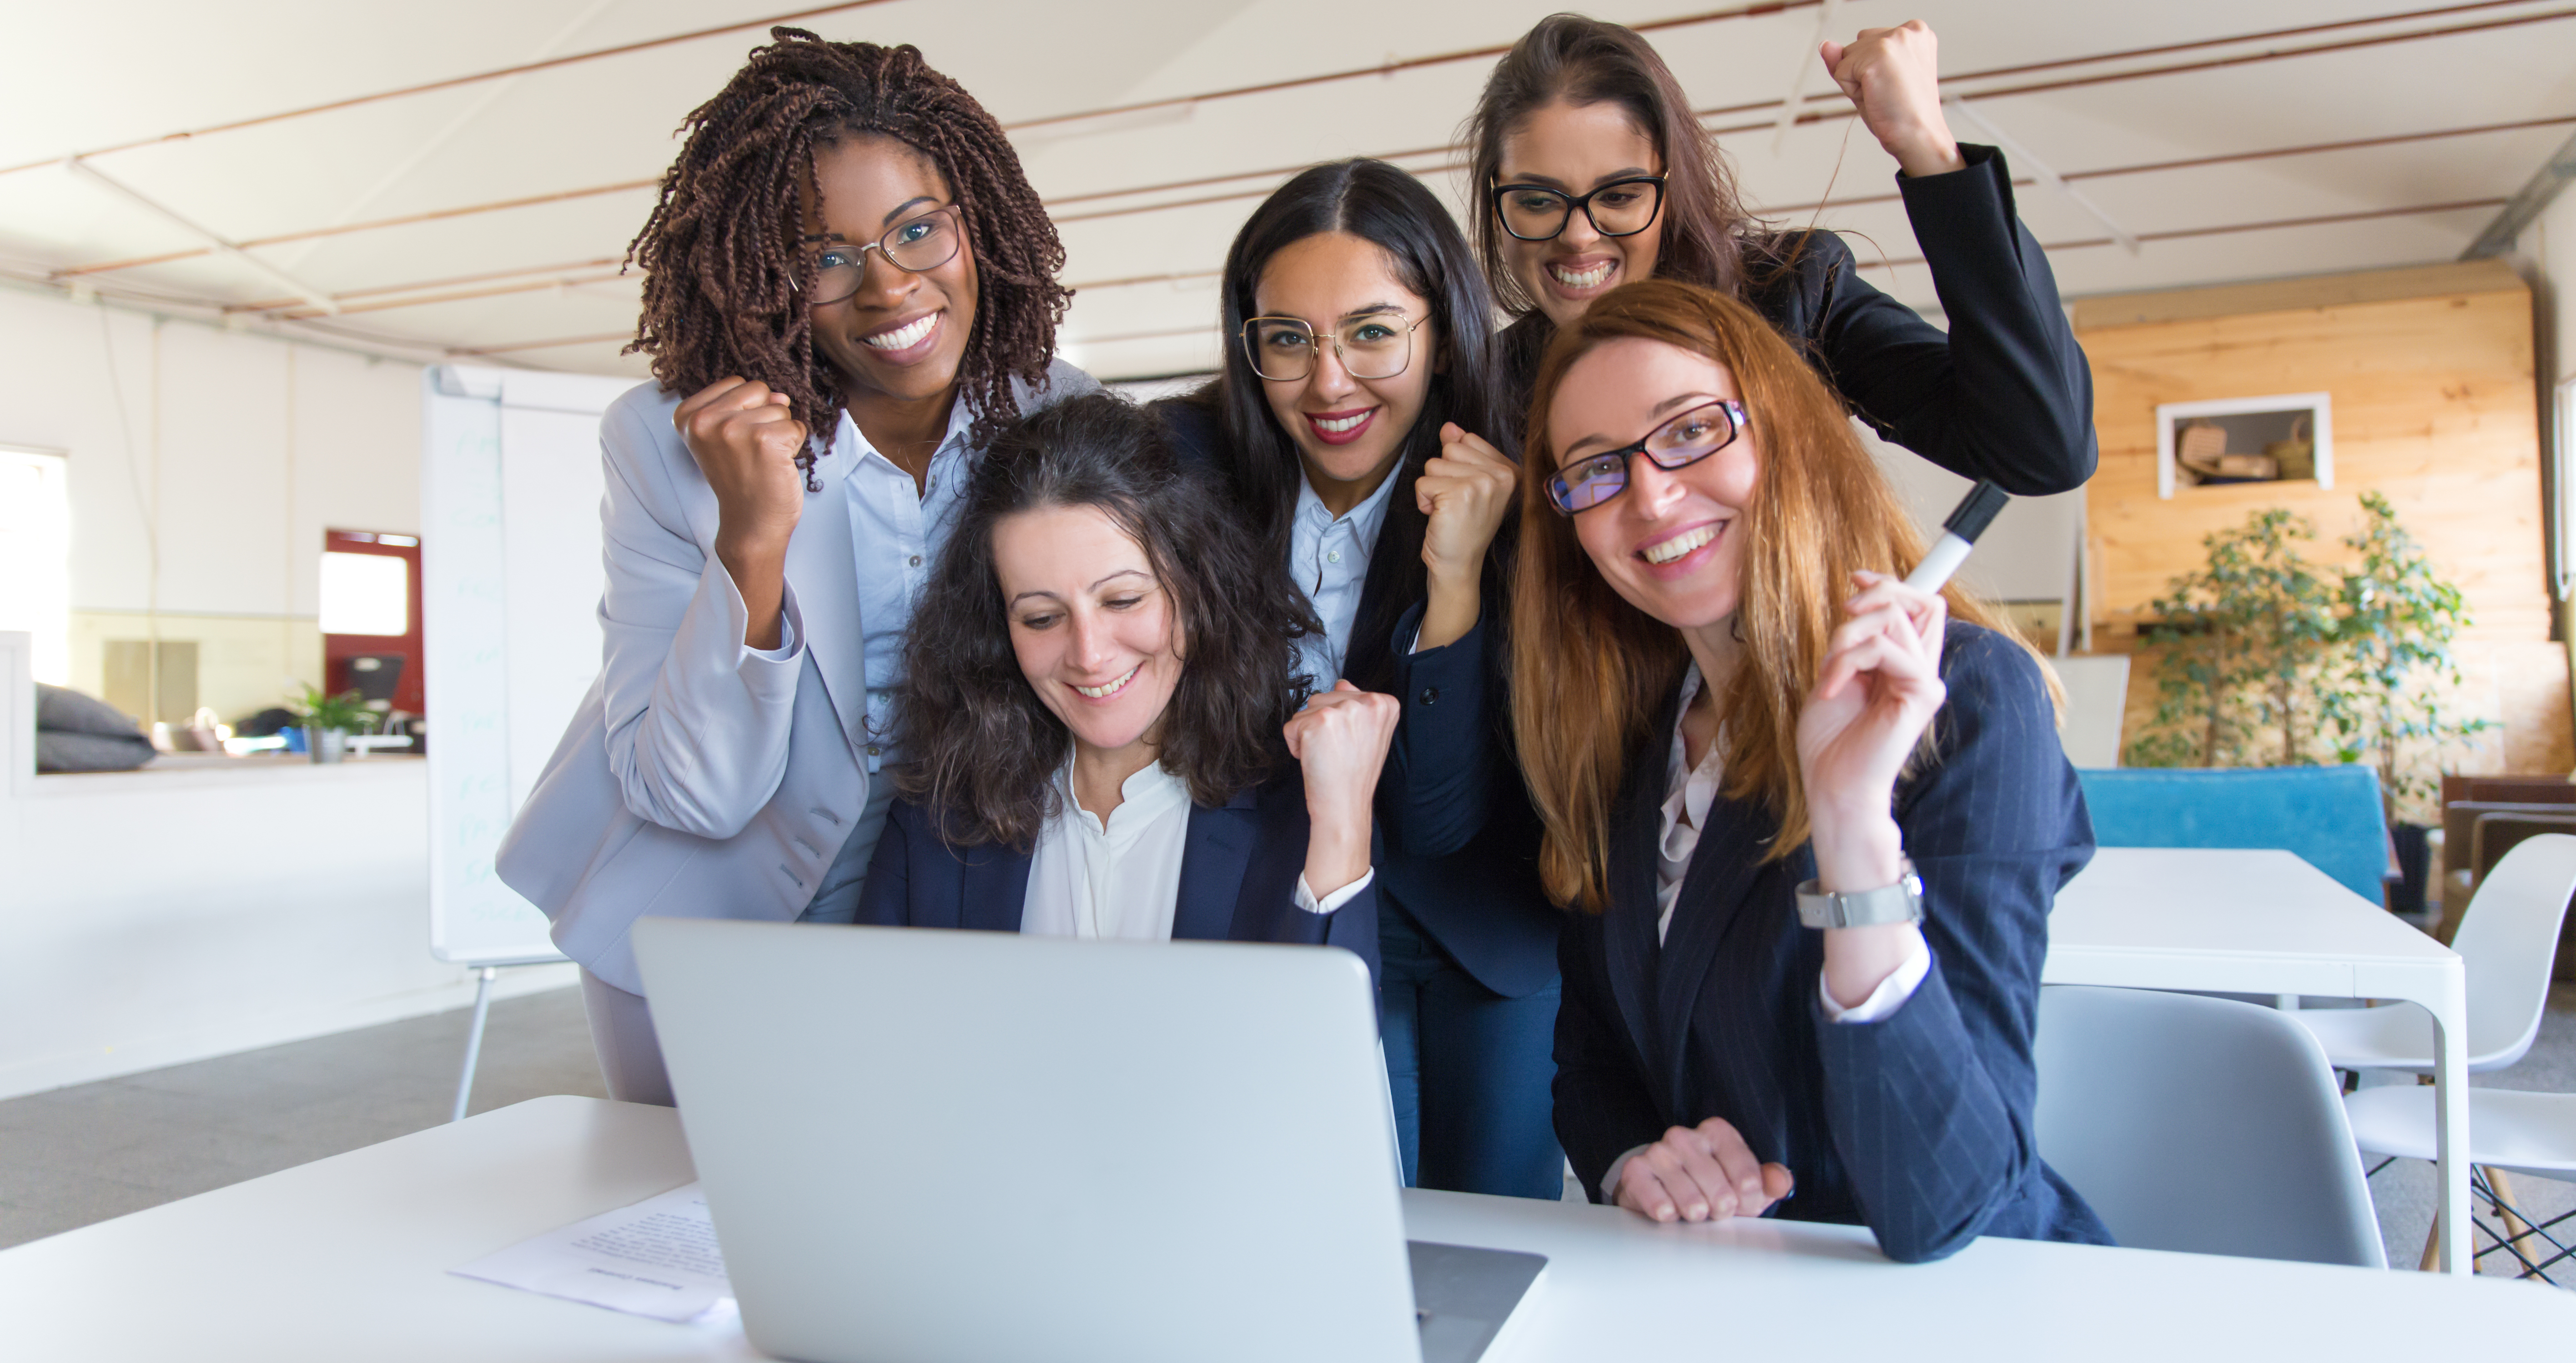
[1019,758,1370,939]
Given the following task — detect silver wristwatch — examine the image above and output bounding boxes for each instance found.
[1793,859,1924,930]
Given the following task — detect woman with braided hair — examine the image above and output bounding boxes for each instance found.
[498,28,1095,1104]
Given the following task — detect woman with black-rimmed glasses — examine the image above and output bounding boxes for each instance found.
[1151,159,1570,1202]
[1464,14,2096,498]
[496,32,1095,1106]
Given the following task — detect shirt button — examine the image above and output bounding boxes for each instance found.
[1326,550,1342,564]
[866,744,881,757]
[1418,686,1439,706]
[909,555,922,567]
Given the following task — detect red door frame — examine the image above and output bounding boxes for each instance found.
[322,528,426,714]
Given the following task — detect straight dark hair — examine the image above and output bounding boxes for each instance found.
[894,393,1320,850]
[1194,158,1517,694]
[1464,15,1763,363]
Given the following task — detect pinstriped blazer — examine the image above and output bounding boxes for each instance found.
[1553,624,2113,1263]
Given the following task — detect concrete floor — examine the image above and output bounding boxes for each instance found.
[1,980,2570,1277]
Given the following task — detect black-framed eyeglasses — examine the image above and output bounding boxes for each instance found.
[1490,175,1667,242]
[1546,399,1748,515]
[1239,312,1424,383]
[794,204,963,306]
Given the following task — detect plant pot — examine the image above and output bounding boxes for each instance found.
[305,726,347,764]
[2388,820,2430,916]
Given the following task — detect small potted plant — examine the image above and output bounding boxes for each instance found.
[292,684,376,764]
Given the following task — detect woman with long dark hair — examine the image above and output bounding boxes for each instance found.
[498,30,1094,1104]
[1464,15,2094,495]
[1157,159,1565,1200]
[859,393,1395,964]
[1514,279,2108,1262]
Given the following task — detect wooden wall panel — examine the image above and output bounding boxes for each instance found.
[2077,266,2569,776]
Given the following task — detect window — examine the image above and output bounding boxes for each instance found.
[319,550,409,636]
[0,445,70,684]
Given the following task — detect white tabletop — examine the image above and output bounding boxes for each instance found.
[2048,846,2457,999]
[1,1096,2565,1360]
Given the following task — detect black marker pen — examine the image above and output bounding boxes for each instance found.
[1904,481,2010,593]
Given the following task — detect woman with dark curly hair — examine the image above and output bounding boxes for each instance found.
[498,29,1093,1104]
[859,394,1397,967]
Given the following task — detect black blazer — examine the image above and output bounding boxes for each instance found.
[1154,399,1561,999]
[1554,625,2112,1263]
[855,767,1381,984]
[1499,144,2096,497]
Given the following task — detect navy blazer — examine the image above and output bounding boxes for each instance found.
[855,768,1381,984]
[1554,625,2113,1263]
[1153,397,1561,1000]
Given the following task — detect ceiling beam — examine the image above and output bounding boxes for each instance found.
[2461,128,2576,257]
[64,159,342,314]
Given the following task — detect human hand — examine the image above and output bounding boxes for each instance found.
[1417,423,1517,584]
[1819,20,1963,179]
[1795,571,1946,886]
[1614,1117,1795,1224]
[675,376,808,563]
[1284,680,1400,895]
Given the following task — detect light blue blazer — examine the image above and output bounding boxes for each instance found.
[497,362,1095,993]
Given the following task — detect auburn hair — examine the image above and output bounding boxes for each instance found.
[1509,279,2033,913]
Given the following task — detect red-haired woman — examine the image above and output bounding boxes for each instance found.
[1504,279,2108,1262]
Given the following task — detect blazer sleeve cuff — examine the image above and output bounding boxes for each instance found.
[1600,1143,1652,1202]
[741,580,807,667]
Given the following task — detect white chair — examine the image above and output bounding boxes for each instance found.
[2035,985,2386,1267]
[2293,833,2576,1076]
[2048,654,2129,769]
[2344,1087,2576,1280]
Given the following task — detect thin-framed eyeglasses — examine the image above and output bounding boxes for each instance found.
[794,204,964,306]
[1546,398,1748,515]
[1239,312,1424,383]
[1490,175,1667,243]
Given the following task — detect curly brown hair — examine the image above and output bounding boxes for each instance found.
[893,393,1323,851]
[624,28,1072,482]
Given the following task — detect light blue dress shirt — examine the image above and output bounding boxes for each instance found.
[1288,467,1400,693]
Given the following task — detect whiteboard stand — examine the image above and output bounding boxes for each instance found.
[451,955,570,1123]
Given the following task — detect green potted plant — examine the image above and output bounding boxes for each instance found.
[2126,509,2343,768]
[2329,492,2495,913]
[291,683,376,764]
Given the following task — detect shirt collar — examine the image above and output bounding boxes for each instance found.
[812,393,976,482]
[1293,459,1402,543]
[1052,752,1192,841]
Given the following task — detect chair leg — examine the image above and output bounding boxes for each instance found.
[2485,1168,2538,1262]
[2419,1217,2441,1272]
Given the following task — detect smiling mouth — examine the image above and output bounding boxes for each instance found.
[1641,523,1719,565]
[861,312,940,352]
[1303,407,1378,446]
[1072,664,1141,700]
[1549,260,1613,290]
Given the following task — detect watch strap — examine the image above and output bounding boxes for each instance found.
[1794,858,1924,930]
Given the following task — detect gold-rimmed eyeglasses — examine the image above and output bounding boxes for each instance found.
[794,204,964,306]
[1239,312,1424,383]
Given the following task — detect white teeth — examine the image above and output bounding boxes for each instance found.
[861,313,938,351]
[1550,261,1612,289]
[1643,524,1718,565]
[1073,665,1140,699]
[1313,411,1371,433]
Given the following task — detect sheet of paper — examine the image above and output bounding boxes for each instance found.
[451,1181,738,1324]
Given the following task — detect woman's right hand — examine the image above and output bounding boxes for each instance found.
[1614,1117,1795,1224]
[675,377,807,647]
[1283,680,1401,897]
[1413,422,1518,653]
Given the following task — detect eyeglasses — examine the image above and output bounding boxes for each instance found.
[1545,399,1748,515]
[1239,312,1423,383]
[1490,176,1667,243]
[794,204,964,306]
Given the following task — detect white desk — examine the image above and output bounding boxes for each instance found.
[2047,846,2472,1273]
[2,1096,2565,1360]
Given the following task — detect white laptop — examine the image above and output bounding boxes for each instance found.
[635,917,1544,1363]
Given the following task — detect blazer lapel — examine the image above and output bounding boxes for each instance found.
[780,426,870,750]
[1173,792,1261,942]
[1652,792,1776,1101]
[959,841,1036,933]
[1602,691,1681,1091]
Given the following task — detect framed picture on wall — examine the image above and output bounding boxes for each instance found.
[2154,392,2333,499]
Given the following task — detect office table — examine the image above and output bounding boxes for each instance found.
[2,1096,2564,1361]
[2047,846,2472,1273]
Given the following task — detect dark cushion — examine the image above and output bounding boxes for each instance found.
[35,683,145,738]
[36,729,156,774]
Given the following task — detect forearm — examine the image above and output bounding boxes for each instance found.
[714,531,789,650]
[1808,805,1928,1010]
[1412,561,1482,655]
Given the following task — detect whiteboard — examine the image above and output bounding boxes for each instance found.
[422,365,639,966]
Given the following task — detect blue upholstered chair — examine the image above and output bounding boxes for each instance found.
[2074,766,2390,904]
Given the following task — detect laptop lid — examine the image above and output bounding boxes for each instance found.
[636,918,1422,1363]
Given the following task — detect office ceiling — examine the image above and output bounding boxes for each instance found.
[2,0,2570,381]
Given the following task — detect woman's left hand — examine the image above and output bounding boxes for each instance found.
[1796,571,1947,866]
[1819,20,1964,179]
[1285,680,1401,895]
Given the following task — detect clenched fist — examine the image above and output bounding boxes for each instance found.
[675,376,809,648]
